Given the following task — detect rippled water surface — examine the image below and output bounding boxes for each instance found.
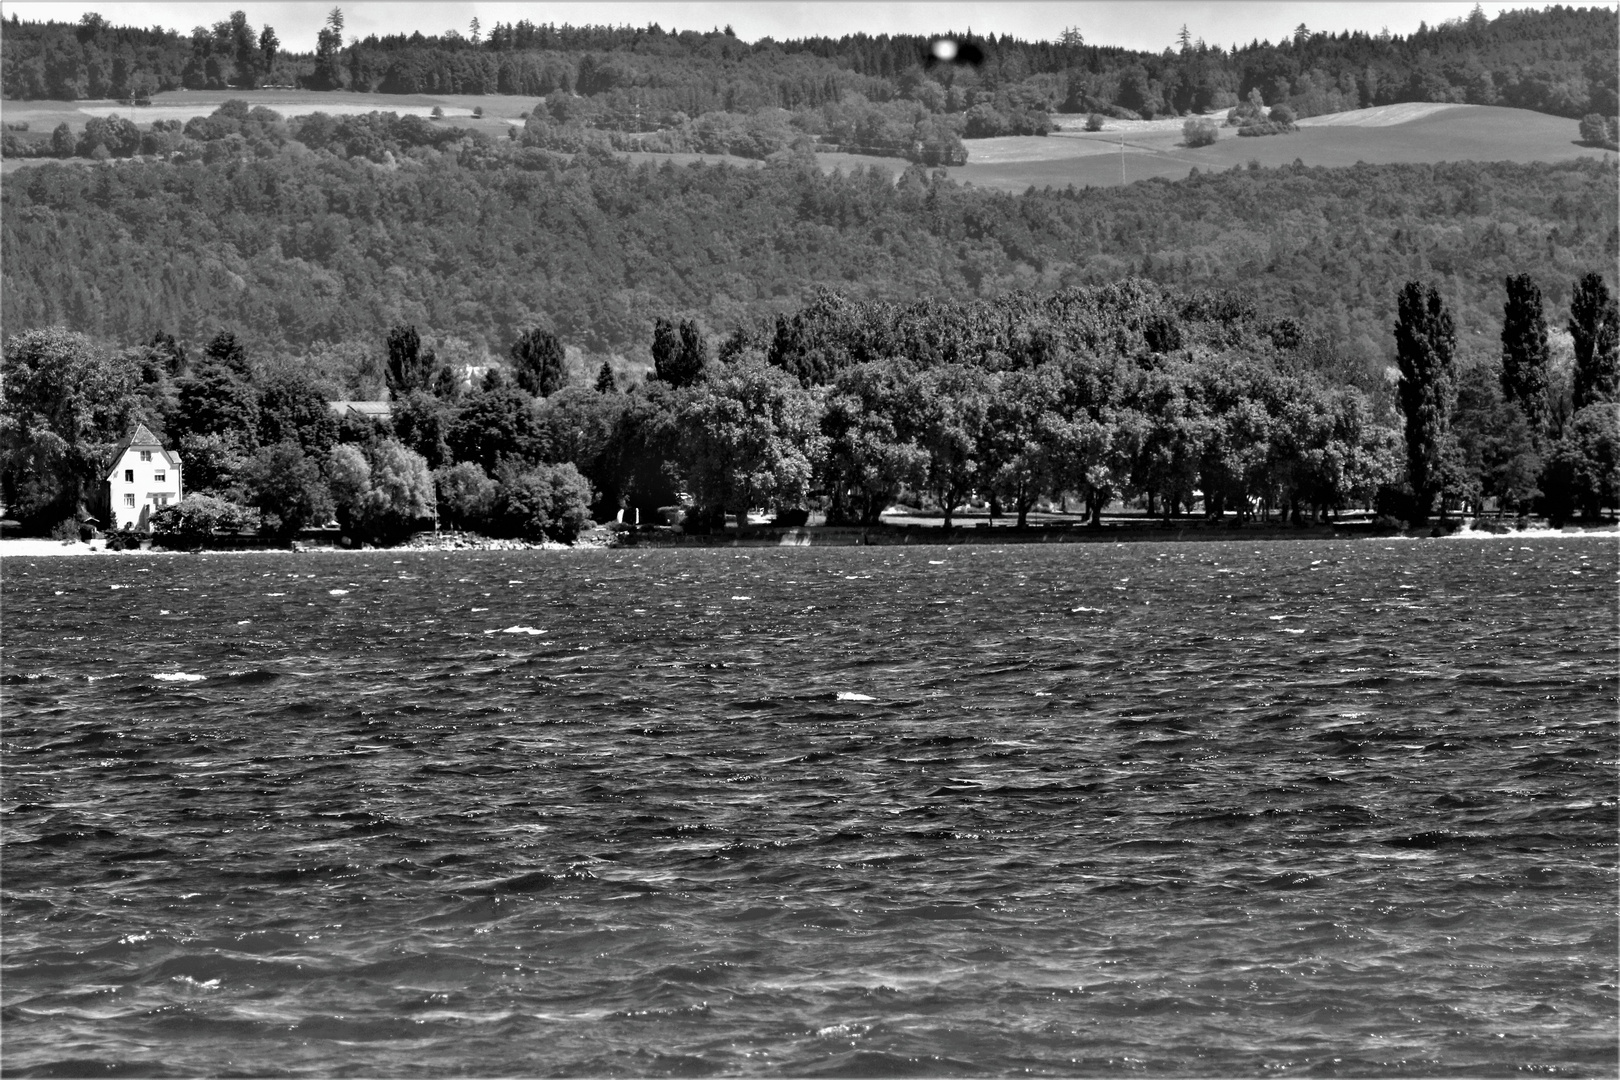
[3,538,1616,1077]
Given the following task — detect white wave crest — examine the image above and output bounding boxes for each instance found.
[837,691,876,701]
[153,672,205,682]
[486,625,545,635]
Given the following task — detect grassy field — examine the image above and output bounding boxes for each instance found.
[945,104,1615,192]
[4,94,1611,189]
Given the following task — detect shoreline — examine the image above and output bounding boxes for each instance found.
[4,520,1613,558]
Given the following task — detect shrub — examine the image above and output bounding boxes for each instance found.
[150,494,260,547]
[1268,103,1297,126]
[492,462,595,543]
[1183,118,1218,147]
[430,105,444,119]
[472,106,484,119]
[1237,120,1294,137]
[1084,112,1105,132]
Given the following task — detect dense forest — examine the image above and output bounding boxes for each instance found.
[3,5,1615,126]
[3,115,1614,390]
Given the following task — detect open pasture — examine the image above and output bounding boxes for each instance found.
[946,104,1614,192]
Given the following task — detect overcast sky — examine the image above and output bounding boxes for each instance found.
[10,1,1611,54]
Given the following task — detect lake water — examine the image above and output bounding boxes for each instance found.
[2,537,1615,1077]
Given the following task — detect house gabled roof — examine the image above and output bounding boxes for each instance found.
[328,400,394,420]
[104,423,179,482]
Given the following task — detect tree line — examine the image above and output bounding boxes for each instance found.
[3,5,1614,128]
[4,276,1614,546]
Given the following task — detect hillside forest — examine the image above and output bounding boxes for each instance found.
[0,10,1616,545]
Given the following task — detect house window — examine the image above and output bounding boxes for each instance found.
[125,469,134,482]
[154,471,165,483]
[124,494,136,507]
[140,451,153,461]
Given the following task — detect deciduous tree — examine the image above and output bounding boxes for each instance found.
[1569,272,1618,409]
[1393,281,1457,524]
[681,358,824,530]
[1500,273,1551,436]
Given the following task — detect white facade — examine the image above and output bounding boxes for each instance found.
[104,424,182,531]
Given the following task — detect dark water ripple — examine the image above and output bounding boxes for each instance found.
[2,538,1615,1077]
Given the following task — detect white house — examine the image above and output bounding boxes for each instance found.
[104,423,182,531]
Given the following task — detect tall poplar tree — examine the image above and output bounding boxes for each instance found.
[1499,274,1550,437]
[1569,272,1619,410]
[1394,281,1457,524]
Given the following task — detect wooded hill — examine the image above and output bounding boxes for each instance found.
[3,5,1614,126]
[2,143,1614,396]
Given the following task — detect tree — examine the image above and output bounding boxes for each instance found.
[1543,404,1619,522]
[680,357,825,531]
[385,324,437,399]
[492,461,595,542]
[435,461,496,531]
[1569,272,1619,409]
[1183,118,1218,147]
[258,370,338,456]
[50,123,75,158]
[361,439,435,540]
[242,440,332,537]
[820,360,928,525]
[391,389,453,468]
[1393,281,1457,524]
[1578,113,1617,148]
[1500,274,1551,437]
[259,25,280,73]
[594,360,618,393]
[651,317,707,387]
[0,328,143,531]
[313,8,344,89]
[533,385,625,517]
[150,493,259,548]
[509,327,567,397]
[447,383,542,473]
[1454,362,1541,514]
[984,364,1065,528]
[915,364,991,530]
[203,330,252,378]
[175,362,259,447]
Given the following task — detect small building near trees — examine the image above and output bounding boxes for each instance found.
[103,423,183,531]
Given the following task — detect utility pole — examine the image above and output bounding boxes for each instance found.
[1119,132,1125,186]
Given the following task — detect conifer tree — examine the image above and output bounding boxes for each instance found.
[509,327,566,397]
[651,317,707,387]
[1499,273,1550,437]
[1394,281,1457,524]
[385,324,435,398]
[594,360,618,393]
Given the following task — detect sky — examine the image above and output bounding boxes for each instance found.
[8,1,1613,54]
